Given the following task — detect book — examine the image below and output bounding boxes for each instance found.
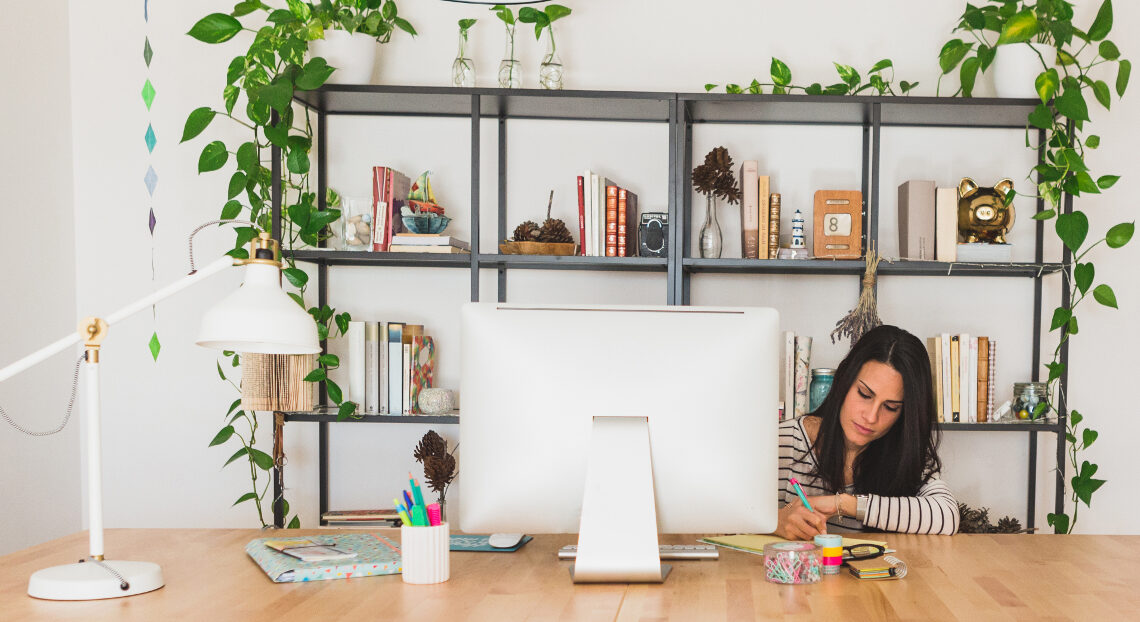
[623,188,639,253]
[958,333,971,423]
[740,160,760,258]
[371,166,388,251]
[898,180,936,259]
[949,335,960,422]
[977,337,990,422]
[378,321,388,414]
[577,175,586,256]
[617,188,631,257]
[605,185,618,257]
[757,175,771,259]
[387,322,405,415]
[935,187,958,261]
[596,175,609,257]
[321,509,401,521]
[782,331,795,421]
[940,333,952,423]
[387,245,470,254]
[847,556,907,580]
[793,335,812,418]
[246,534,400,583]
[410,335,435,414]
[347,321,365,408]
[968,336,978,423]
[957,243,1012,262]
[364,322,379,413]
[403,325,424,415]
[263,539,357,563]
[987,340,997,421]
[391,234,470,250]
[768,194,781,259]
[583,170,594,256]
[927,336,944,422]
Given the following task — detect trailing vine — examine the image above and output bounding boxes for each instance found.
[705,57,918,95]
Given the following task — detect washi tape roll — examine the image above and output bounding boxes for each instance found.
[763,542,821,585]
[813,534,842,548]
[813,535,844,575]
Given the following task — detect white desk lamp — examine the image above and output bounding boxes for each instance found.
[0,231,320,600]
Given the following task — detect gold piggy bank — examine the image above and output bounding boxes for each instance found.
[957,178,1015,244]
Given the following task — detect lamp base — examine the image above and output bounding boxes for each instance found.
[28,560,164,600]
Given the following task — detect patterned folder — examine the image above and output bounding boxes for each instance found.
[246,533,402,583]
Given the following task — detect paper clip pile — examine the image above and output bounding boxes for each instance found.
[763,541,821,584]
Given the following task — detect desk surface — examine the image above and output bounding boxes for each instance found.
[1,529,1137,621]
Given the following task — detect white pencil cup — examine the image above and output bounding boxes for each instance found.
[401,522,450,584]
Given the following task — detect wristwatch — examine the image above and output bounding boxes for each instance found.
[855,494,870,522]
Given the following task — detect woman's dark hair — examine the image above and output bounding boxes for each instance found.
[807,325,941,497]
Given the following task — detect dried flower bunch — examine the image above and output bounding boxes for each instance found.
[414,430,457,497]
[511,190,574,243]
[692,146,741,204]
[831,245,882,345]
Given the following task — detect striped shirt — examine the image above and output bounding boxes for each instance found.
[779,417,960,535]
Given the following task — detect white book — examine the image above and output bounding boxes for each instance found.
[583,169,594,256]
[958,333,971,424]
[364,322,379,413]
[391,234,470,250]
[935,187,958,262]
[347,321,366,408]
[741,161,760,259]
[403,343,412,415]
[378,322,388,414]
[782,331,795,421]
[987,340,997,420]
[968,336,978,423]
[596,175,609,258]
[940,333,952,424]
[387,323,404,415]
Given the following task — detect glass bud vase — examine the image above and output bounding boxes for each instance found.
[538,25,563,90]
[451,30,475,87]
[699,194,723,259]
[498,25,521,88]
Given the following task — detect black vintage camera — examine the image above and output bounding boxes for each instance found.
[638,212,668,258]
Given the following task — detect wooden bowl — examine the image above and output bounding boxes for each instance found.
[499,241,578,256]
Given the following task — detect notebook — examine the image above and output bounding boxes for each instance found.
[262,539,357,563]
[848,555,908,580]
[246,533,401,583]
[699,533,888,555]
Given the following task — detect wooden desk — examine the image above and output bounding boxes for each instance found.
[1,529,1136,621]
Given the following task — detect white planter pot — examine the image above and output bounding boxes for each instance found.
[309,30,377,85]
[992,42,1053,99]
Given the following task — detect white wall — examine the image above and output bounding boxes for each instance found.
[0,1,81,554]
[30,0,1136,543]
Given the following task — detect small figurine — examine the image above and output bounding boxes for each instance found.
[790,209,806,249]
[957,178,1015,244]
[402,171,450,234]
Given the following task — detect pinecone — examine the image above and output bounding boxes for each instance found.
[413,430,448,463]
[958,502,991,533]
[538,217,574,243]
[692,146,741,205]
[995,516,1023,534]
[423,453,457,494]
[513,220,541,242]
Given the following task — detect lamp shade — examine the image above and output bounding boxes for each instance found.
[196,262,321,354]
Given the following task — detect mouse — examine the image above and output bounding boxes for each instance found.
[488,533,524,548]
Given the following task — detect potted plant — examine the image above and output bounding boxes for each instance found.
[307,0,417,84]
[518,4,572,90]
[938,0,1134,534]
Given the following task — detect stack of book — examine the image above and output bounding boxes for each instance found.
[739,160,781,259]
[578,171,638,257]
[320,509,403,528]
[926,334,996,423]
[389,233,470,254]
[346,321,436,415]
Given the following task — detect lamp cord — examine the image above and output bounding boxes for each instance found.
[0,354,84,436]
[187,219,256,274]
[80,557,130,591]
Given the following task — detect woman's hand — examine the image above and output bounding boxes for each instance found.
[774,499,829,540]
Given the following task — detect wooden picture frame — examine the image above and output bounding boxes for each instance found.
[813,190,863,259]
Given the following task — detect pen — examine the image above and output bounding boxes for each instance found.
[788,478,816,513]
[403,490,414,510]
[393,498,412,526]
[410,473,425,507]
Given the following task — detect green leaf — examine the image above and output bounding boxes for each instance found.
[236,141,258,174]
[188,13,243,44]
[296,57,335,91]
[327,380,343,404]
[1047,361,1066,382]
[1073,475,1106,506]
[285,0,310,21]
[747,79,762,94]
[1056,211,1089,251]
[770,57,792,86]
[217,361,226,380]
[1093,283,1118,308]
[1070,410,1083,426]
[900,80,917,94]
[1068,316,1079,335]
[1083,428,1098,448]
[1086,135,1101,149]
[1056,86,1090,121]
[996,10,1040,45]
[959,56,980,97]
[704,84,718,92]
[1074,262,1094,295]
[256,76,293,114]
[1061,149,1089,172]
[725,83,742,94]
[977,45,997,71]
[1035,69,1059,103]
[335,313,350,335]
[287,148,310,175]
[283,267,308,288]
[304,368,327,382]
[181,107,216,143]
[1076,172,1101,194]
[834,62,860,87]
[1093,80,1112,110]
[209,425,235,447]
[868,59,892,74]
[198,141,228,174]
[318,354,340,367]
[1032,209,1056,221]
[1033,401,1049,418]
[1050,306,1072,331]
[287,516,301,529]
[939,39,972,74]
[1117,59,1131,96]
[222,446,247,467]
[544,4,571,22]
[1028,103,1054,129]
[288,292,304,307]
[226,397,242,417]
[227,172,247,200]
[1097,175,1121,190]
[226,55,246,85]
[459,18,477,32]
[233,492,258,506]
[1087,0,1113,41]
[338,401,357,421]
[223,85,240,115]
[1106,222,1134,248]
[220,199,242,221]
[249,448,274,471]
[1099,40,1120,60]
[1047,512,1070,534]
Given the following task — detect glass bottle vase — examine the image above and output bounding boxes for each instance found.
[699,194,723,259]
[538,25,563,90]
[451,30,475,88]
[498,25,521,88]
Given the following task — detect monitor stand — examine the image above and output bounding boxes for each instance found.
[571,416,670,583]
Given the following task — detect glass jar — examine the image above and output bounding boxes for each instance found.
[1012,382,1050,421]
[809,368,835,413]
[336,196,372,251]
[538,24,563,90]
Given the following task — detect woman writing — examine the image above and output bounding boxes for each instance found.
[776,325,959,538]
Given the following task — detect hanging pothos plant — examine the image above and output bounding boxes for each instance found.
[183,0,414,528]
[938,0,1134,534]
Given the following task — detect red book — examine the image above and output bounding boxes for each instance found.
[617,188,629,257]
[371,166,387,251]
[577,176,586,256]
[605,185,618,257]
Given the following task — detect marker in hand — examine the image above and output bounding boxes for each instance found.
[789,478,816,512]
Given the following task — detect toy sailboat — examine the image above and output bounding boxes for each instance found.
[401,170,450,234]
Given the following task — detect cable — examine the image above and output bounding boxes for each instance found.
[187,219,256,274]
[0,354,84,436]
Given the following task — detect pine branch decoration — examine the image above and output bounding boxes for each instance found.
[414,430,457,496]
[830,244,882,345]
[692,146,741,205]
[413,430,448,463]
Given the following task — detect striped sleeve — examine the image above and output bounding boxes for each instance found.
[862,475,960,535]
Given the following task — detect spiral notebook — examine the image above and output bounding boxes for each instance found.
[246,533,401,583]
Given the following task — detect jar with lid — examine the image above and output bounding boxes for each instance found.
[809,368,835,413]
[1012,382,1050,421]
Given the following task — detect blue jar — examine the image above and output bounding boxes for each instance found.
[809,368,835,413]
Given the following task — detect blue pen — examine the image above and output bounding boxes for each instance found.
[788,478,815,512]
[403,490,414,510]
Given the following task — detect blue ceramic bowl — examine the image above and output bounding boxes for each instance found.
[401,214,451,234]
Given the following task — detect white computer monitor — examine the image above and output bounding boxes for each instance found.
[459,303,779,582]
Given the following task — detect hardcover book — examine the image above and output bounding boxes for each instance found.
[347,321,365,408]
[977,336,990,422]
[387,323,405,415]
[757,175,771,259]
[740,161,760,259]
[246,534,401,583]
[605,185,618,257]
[364,322,379,413]
[949,335,960,422]
[577,175,587,256]
[898,180,936,259]
[935,187,958,261]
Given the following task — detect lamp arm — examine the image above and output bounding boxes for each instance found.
[0,255,236,384]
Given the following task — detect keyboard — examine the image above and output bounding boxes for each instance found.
[557,544,719,560]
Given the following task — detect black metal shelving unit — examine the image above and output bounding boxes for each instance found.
[270,86,1068,531]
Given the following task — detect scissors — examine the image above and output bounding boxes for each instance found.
[841,543,887,563]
